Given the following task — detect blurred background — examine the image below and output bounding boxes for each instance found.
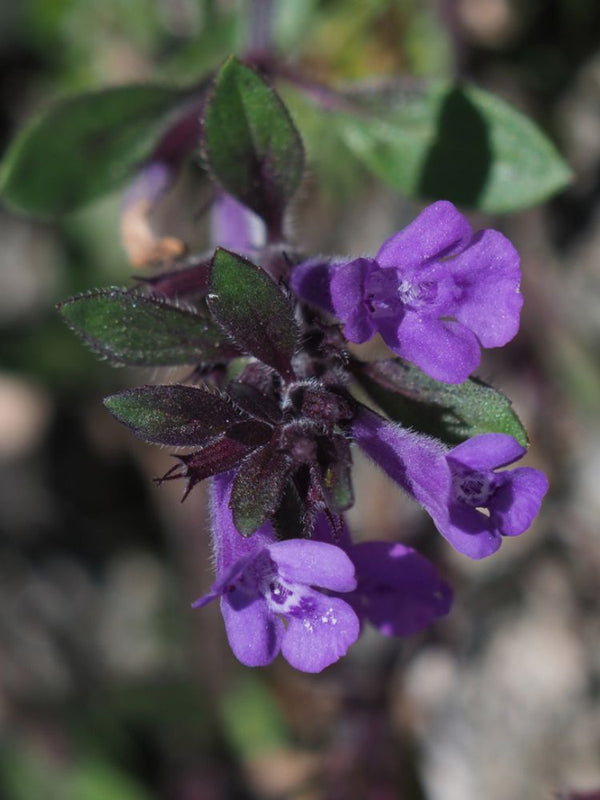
[1,1,600,798]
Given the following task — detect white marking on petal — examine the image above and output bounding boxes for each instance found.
[320,608,338,626]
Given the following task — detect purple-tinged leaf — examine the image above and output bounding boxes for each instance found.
[160,437,255,499]
[272,479,307,541]
[136,258,211,300]
[230,444,293,535]
[208,248,298,379]
[288,383,354,426]
[202,57,304,235]
[352,357,527,447]
[104,384,249,446]
[226,381,283,423]
[235,360,282,399]
[226,420,273,447]
[59,289,239,367]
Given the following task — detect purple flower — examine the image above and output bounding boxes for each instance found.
[210,192,265,255]
[291,201,522,383]
[193,473,360,672]
[313,515,453,636]
[353,407,548,559]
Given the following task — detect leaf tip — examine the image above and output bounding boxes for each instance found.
[102,393,122,418]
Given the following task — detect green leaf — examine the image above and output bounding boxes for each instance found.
[104,385,249,445]
[208,249,298,379]
[203,57,304,231]
[295,79,571,213]
[272,479,307,541]
[319,434,354,513]
[0,85,193,215]
[59,289,238,366]
[230,444,293,535]
[353,358,528,447]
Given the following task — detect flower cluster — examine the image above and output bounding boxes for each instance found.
[59,60,548,673]
[186,197,547,671]
[94,191,549,672]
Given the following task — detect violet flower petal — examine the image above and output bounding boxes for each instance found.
[311,515,453,635]
[448,433,527,470]
[281,590,360,673]
[290,257,337,313]
[210,192,265,255]
[191,553,255,610]
[447,229,522,347]
[375,201,472,269]
[352,406,451,521]
[350,541,453,636]
[311,513,354,550]
[267,539,357,593]
[392,313,481,383]
[489,467,549,536]
[445,503,503,558]
[221,593,284,667]
[329,257,378,343]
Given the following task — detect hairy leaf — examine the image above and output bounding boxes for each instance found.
[59,289,238,366]
[104,385,248,446]
[272,479,307,541]
[226,381,283,423]
[230,444,293,535]
[226,419,274,447]
[353,358,528,447]
[202,57,304,232]
[164,437,257,500]
[0,85,195,214]
[136,258,211,300]
[208,249,298,379]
